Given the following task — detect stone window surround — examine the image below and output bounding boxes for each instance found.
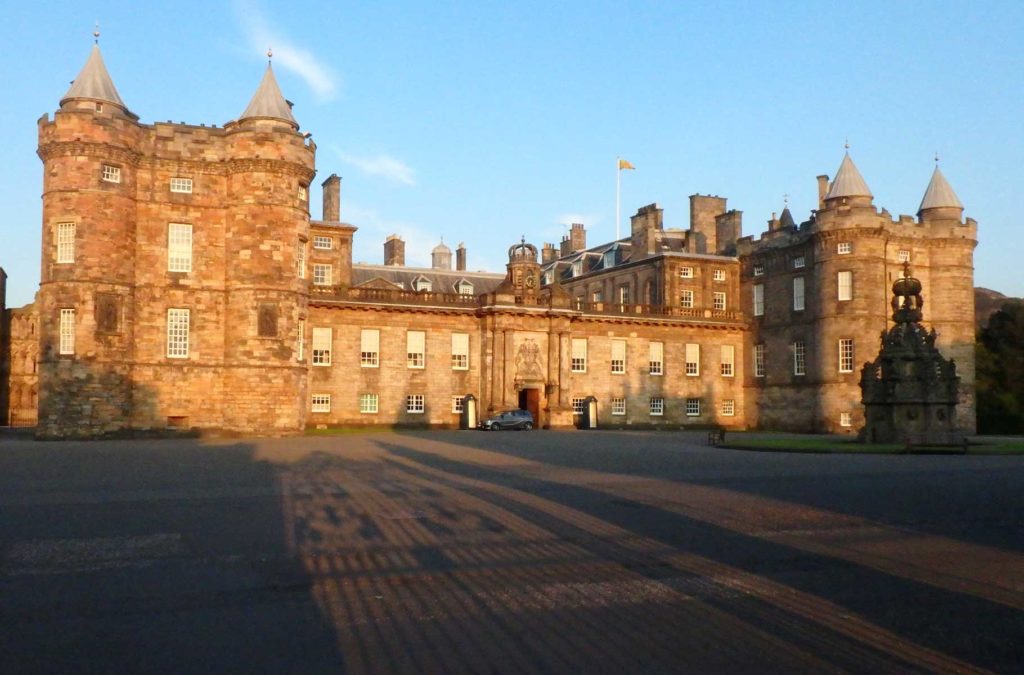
[360,393,379,414]
[169,177,193,194]
[101,164,121,183]
[313,263,332,286]
[167,223,192,273]
[313,235,333,250]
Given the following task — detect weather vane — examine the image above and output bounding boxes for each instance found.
[93,21,100,43]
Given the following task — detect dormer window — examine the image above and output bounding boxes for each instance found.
[456,280,474,295]
[543,270,553,285]
[603,250,616,268]
[571,260,583,277]
[414,276,432,292]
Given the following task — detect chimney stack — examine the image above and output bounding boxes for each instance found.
[542,243,558,264]
[816,175,829,211]
[322,174,341,222]
[384,234,405,266]
[570,223,586,251]
[456,243,467,271]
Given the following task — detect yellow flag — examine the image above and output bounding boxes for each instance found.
[618,159,636,170]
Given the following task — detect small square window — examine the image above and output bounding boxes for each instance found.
[679,266,694,278]
[612,398,626,415]
[101,165,121,183]
[686,398,701,416]
[721,400,735,417]
[313,236,333,250]
[753,263,765,277]
[840,412,852,427]
[572,397,586,415]
[360,394,379,414]
[898,249,911,263]
[649,398,664,416]
[170,177,193,194]
[313,264,332,286]
[298,186,308,201]
[311,394,331,413]
[406,394,425,414]
[793,256,805,269]
[838,242,852,255]
[713,269,725,282]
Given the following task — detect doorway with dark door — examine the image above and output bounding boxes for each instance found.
[518,387,541,427]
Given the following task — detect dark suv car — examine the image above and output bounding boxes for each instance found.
[480,409,534,431]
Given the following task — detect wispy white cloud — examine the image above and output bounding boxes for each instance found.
[234,0,338,101]
[344,203,436,268]
[333,147,417,186]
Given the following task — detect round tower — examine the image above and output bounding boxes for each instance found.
[36,38,142,437]
[917,163,977,432]
[221,57,315,434]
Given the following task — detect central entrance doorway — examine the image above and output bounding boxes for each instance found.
[518,387,541,426]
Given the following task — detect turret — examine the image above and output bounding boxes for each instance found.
[823,152,873,209]
[917,164,964,223]
[432,240,453,270]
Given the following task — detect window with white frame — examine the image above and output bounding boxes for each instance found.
[603,250,616,268]
[297,240,306,279]
[721,399,735,417]
[680,266,694,278]
[612,398,626,415]
[571,338,587,372]
[793,276,805,311]
[649,341,663,375]
[840,412,852,427]
[794,340,806,376]
[166,308,189,358]
[312,327,332,366]
[59,308,75,355]
[837,271,853,301]
[170,177,192,194]
[415,277,432,292]
[571,397,586,415]
[457,280,474,295]
[720,345,734,377]
[650,397,664,416]
[406,394,425,414]
[571,260,583,277]
[56,222,75,263]
[793,255,805,269]
[753,284,764,316]
[311,394,331,413]
[313,264,332,286]
[686,398,701,416]
[167,223,193,272]
[101,165,121,183]
[713,292,726,311]
[296,318,305,361]
[685,343,700,376]
[407,330,425,368]
[754,343,765,378]
[451,333,469,370]
[610,339,626,374]
[753,263,765,277]
[359,393,379,414]
[838,338,854,373]
[452,396,464,414]
[898,249,911,263]
[313,235,333,250]
[713,269,726,282]
[680,289,695,308]
[838,242,852,255]
[360,329,379,367]
[618,285,630,305]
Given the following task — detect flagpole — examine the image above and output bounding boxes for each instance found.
[615,157,621,241]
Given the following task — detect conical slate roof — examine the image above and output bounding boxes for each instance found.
[240,63,297,126]
[60,44,126,108]
[825,153,873,200]
[779,207,796,229]
[918,166,963,211]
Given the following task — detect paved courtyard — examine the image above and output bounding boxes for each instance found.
[1,429,1022,673]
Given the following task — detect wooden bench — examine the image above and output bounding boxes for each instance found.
[707,427,726,446]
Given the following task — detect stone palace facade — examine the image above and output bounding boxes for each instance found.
[0,44,977,438]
